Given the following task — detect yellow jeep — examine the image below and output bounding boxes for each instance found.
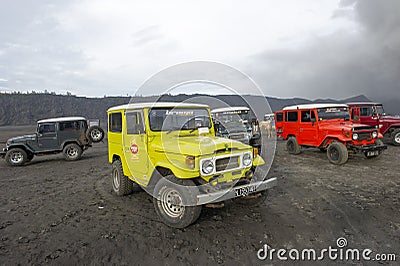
[107,102,277,228]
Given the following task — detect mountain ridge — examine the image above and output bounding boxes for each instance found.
[0,93,393,126]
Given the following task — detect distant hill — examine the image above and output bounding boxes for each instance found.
[0,92,391,126]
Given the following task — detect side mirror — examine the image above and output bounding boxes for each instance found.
[311,118,316,126]
[353,115,359,121]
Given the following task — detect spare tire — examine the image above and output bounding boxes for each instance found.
[87,126,105,143]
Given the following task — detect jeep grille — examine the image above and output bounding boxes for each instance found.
[229,133,246,140]
[216,156,240,172]
[354,126,375,131]
[357,132,372,141]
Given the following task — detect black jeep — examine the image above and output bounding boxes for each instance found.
[0,117,104,166]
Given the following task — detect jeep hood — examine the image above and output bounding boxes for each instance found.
[319,121,375,131]
[8,134,36,144]
[380,115,400,123]
[152,135,251,156]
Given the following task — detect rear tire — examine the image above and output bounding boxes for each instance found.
[153,176,202,228]
[327,142,348,165]
[111,160,133,196]
[5,148,28,166]
[87,126,105,143]
[63,143,83,161]
[286,136,301,155]
[391,129,400,146]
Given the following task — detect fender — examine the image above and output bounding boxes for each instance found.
[386,124,400,134]
[319,137,346,148]
[6,144,35,154]
[253,155,265,166]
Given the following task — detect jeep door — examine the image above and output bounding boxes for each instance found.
[298,110,318,145]
[358,105,378,127]
[123,111,148,184]
[37,122,59,151]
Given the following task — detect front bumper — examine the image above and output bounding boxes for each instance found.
[196,177,277,205]
[348,143,387,152]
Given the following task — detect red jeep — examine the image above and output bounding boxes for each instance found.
[347,102,400,146]
[280,104,387,165]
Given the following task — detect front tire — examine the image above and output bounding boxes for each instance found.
[286,136,301,155]
[327,142,348,165]
[153,177,202,228]
[63,143,83,161]
[111,160,133,196]
[5,148,28,166]
[391,129,400,146]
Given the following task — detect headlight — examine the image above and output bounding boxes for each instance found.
[352,133,359,140]
[242,153,252,167]
[372,131,378,138]
[201,160,214,175]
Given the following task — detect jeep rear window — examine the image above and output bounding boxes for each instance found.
[148,108,211,132]
[286,111,298,122]
[317,107,350,120]
[275,113,283,122]
[109,113,122,132]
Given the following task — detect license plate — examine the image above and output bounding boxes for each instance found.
[367,151,379,156]
[234,185,257,197]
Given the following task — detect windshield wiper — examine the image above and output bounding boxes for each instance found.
[166,127,182,134]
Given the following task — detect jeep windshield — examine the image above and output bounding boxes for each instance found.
[214,110,249,123]
[149,108,212,132]
[376,105,385,116]
[317,107,350,121]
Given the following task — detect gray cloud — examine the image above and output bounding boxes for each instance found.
[248,0,400,107]
[0,0,89,91]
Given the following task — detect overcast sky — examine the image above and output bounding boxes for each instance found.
[0,0,398,102]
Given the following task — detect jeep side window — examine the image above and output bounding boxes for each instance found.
[126,112,145,134]
[38,123,56,134]
[360,106,374,117]
[109,113,122,133]
[286,111,298,122]
[301,110,311,122]
[59,121,80,131]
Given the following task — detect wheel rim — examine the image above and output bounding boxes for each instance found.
[113,168,120,190]
[395,132,400,144]
[67,147,78,157]
[329,147,339,161]
[10,151,23,164]
[91,129,102,141]
[160,187,185,218]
